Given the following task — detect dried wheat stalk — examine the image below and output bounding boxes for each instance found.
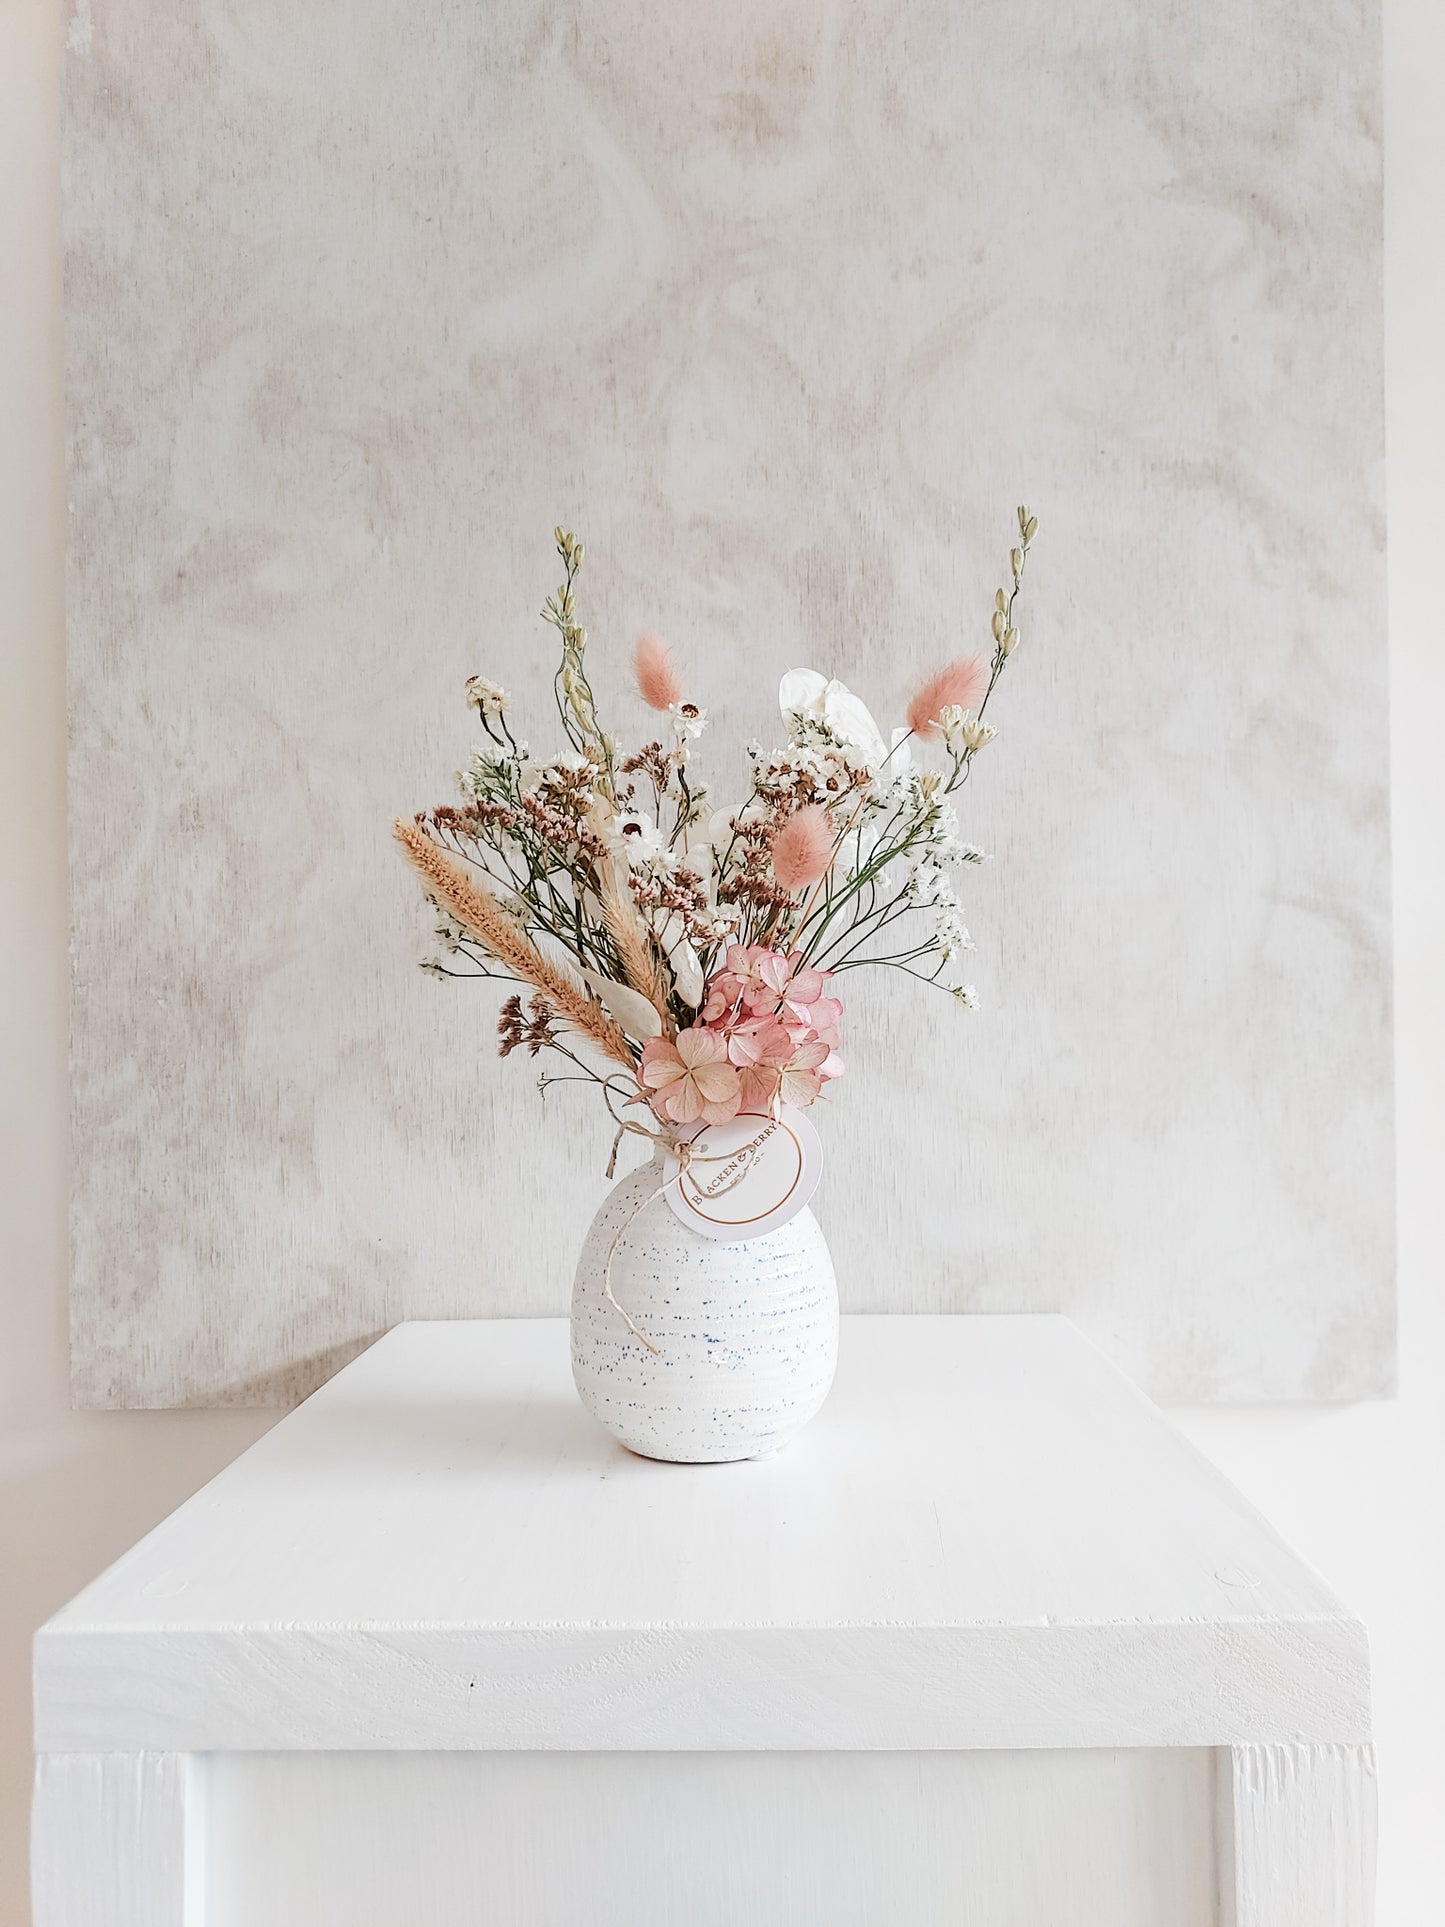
[599,860,673,1021]
[394,820,638,1072]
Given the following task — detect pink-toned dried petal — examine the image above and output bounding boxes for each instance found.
[756,952,791,995]
[664,1078,705,1124]
[784,966,827,1005]
[639,1040,687,1091]
[737,1063,781,1112]
[779,1066,823,1107]
[702,975,743,1023]
[725,1023,768,1067]
[699,1085,744,1126]
[747,1019,796,1067]
[675,1026,728,1069]
[788,1036,831,1072]
[691,1059,742,1103]
[642,1060,686,1092]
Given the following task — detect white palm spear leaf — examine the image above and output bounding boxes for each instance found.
[778,669,904,774]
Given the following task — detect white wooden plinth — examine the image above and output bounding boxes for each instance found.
[33,1316,1374,1924]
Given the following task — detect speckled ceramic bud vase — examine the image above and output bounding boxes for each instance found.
[571,1152,839,1463]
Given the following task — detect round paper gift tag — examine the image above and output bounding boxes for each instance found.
[662,1105,823,1244]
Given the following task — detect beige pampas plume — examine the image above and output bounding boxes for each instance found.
[394,820,638,1073]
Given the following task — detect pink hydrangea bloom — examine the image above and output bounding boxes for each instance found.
[639,1026,742,1127]
[689,946,845,1114]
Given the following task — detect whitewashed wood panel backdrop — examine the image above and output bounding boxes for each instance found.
[63,0,1391,1406]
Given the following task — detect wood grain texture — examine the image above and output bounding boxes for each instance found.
[33,1318,1371,1754]
[200,1748,1218,1927]
[1219,1742,1377,1927]
[31,1751,198,1927]
[62,0,1392,1405]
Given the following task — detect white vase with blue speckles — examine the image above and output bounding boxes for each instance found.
[571,1153,839,1463]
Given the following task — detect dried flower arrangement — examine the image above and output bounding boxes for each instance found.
[396,513,1037,1157]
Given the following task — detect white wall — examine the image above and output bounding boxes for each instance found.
[1,0,1440,1920]
[0,20,278,1916]
[58,0,1394,1415]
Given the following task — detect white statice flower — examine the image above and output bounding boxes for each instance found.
[460,745,524,799]
[694,901,740,940]
[432,910,468,955]
[950,983,980,1010]
[904,858,955,907]
[936,905,975,962]
[921,798,965,866]
[605,808,667,868]
[872,727,926,799]
[464,675,509,720]
[893,770,946,830]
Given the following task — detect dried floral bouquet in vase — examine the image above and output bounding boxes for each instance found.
[398,513,1038,1462]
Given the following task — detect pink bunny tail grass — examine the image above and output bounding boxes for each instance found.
[907,655,990,738]
[771,805,835,891]
[633,631,684,711]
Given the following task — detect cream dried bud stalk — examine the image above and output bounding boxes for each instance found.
[1000,627,1020,658]
[940,706,996,753]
